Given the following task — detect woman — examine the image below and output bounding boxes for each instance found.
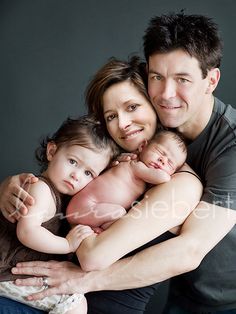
[0,57,202,314]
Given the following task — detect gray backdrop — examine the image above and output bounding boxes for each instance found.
[0,0,235,313]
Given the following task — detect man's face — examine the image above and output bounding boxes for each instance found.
[147,49,217,139]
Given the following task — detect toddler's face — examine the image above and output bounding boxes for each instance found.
[45,144,110,195]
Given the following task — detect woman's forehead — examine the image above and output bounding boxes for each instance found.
[103,81,146,111]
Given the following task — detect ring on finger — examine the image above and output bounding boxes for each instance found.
[42,276,49,289]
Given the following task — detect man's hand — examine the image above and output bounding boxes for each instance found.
[0,173,38,222]
[12,260,90,301]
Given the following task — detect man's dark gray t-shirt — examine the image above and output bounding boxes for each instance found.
[169,97,236,311]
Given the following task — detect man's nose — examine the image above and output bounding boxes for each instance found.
[161,81,176,100]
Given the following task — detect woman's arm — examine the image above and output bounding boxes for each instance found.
[77,165,202,270]
[0,173,38,222]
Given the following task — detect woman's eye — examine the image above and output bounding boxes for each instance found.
[127,104,138,111]
[69,159,77,165]
[85,170,92,177]
[106,114,116,122]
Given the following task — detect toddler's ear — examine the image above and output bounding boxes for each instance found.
[46,142,57,161]
[138,139,148,153]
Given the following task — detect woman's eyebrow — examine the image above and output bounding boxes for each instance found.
[103,109,113,115]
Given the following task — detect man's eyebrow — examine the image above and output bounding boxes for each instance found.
[148,69,192,77]
[148,69,161,74]
[175,72,192,77]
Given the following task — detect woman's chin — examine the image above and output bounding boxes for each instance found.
[120,138,145,152]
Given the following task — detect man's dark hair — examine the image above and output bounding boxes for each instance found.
[143,12,223,78]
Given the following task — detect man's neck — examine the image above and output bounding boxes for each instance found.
[177,95,215,141]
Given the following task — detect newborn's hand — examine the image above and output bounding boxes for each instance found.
[111,153,138,166]
[66,225,95,252]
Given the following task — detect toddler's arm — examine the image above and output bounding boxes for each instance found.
[16,181,85,254]
[131,161,171,184]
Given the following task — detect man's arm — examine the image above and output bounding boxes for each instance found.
[76,168,202,270]
[12,201,236,302]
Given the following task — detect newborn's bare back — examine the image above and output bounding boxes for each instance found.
[66,161,146,226]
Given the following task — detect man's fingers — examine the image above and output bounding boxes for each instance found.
[14,260,63,269]
[15,276,44,287]
[26,286,60,301]
[12,266,51,277]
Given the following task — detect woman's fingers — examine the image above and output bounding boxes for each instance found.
[116,153,138,162]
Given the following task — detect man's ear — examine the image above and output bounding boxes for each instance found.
[206,68,220,94]
[138,139,148,153]
[46,142,57,161]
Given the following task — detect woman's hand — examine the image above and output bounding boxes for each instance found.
[0,173,38,222]
[111,152,138,166]
[66,225,95,252]
[12,260,90,301]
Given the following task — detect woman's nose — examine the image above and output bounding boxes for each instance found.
[118,114,131,130]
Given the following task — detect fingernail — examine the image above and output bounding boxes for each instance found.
[15,279,21,285]
[12,267,17,273]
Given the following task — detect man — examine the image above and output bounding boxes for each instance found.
[143,12,236,313]
[1,12,236,314]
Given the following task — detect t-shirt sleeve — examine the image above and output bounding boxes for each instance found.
[201,144,236,210]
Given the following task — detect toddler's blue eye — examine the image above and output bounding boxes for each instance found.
[85,170,92,176]
[69,159,77,165]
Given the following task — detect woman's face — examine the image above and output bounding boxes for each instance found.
[103,81,157,152]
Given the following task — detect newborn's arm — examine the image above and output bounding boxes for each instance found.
[131,161,170,184]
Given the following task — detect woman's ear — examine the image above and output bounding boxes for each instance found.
[46,142,57,161]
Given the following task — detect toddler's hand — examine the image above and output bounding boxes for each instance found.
[66,225,95,252]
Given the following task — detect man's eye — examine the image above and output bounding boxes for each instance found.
[178,78,189,84]
[85,170,92,177]
[150,74,162,81]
